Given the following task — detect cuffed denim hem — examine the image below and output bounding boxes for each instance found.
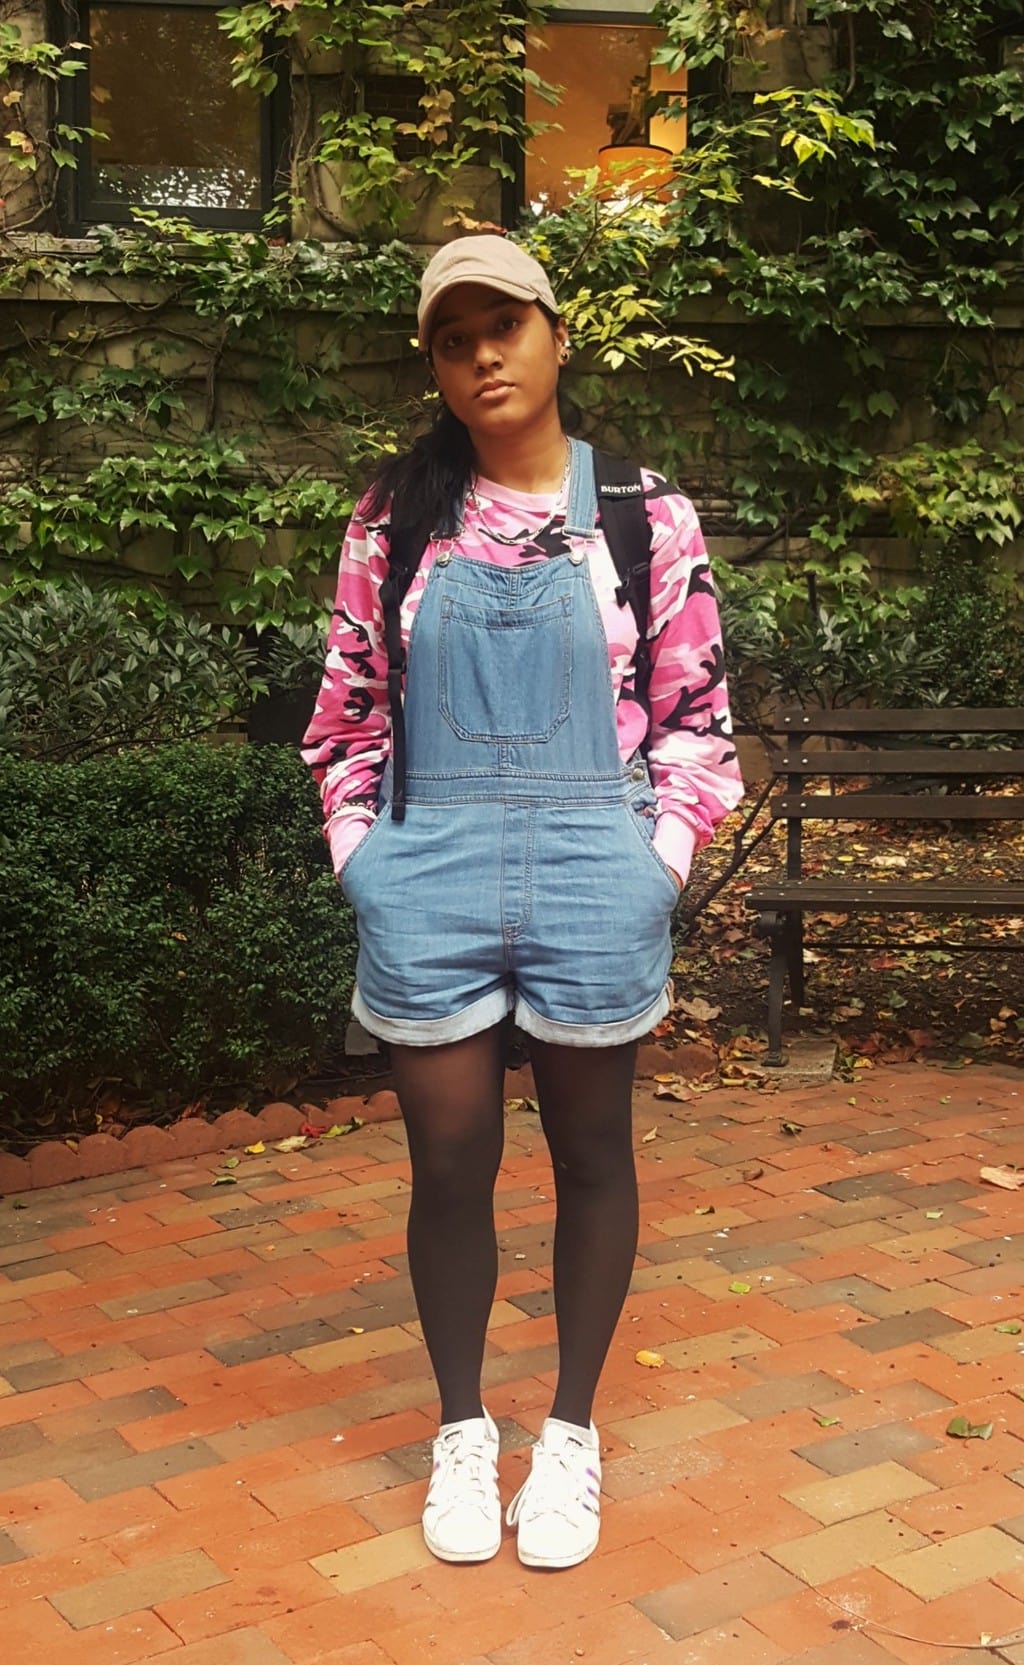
[351,983,513,1048]
[513,983,672,1049]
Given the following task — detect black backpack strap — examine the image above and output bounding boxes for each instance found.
[380,509,429,823]
[592,450,654,743]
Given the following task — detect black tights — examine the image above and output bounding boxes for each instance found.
[390,1023,639,1429]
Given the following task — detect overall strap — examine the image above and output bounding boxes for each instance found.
[592,449,654,741]
[380,513,429,823]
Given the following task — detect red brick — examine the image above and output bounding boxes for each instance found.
[28,1141,81,1188]
[0,1382,96,1431]
[0,1540,122,1604]
[166,1120,223,1158]
[119,1126,176,1167]
[503,1065,536,1099]
[257,1102,305,1137]
[156,1562,334,1644]
[363,1090,401,1124]
[212,1108,266,1146]
[137,1634,294,1665]
[0,1152,33,1195]
[76,1134,130,1177]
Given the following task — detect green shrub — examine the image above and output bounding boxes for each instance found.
[911,543,1024,709]
[0,743,356,1145]
[0,577,260,763]
[714,552,944,728]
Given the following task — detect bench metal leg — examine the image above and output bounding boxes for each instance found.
[786,911,805,1009]
[755,910,789,1067]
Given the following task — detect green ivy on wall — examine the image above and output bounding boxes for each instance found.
[0,0,1021,643]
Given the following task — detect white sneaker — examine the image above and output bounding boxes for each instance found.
[506,1417,601,1569]
[422,1409,502,1563]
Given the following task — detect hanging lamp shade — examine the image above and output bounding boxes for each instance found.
[596,142,674,198]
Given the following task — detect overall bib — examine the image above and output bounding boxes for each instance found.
[340,440,677,1047]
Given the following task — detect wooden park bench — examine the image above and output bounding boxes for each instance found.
[741,708,1024,1065]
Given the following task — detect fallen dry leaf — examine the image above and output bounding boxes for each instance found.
[274,1135,309,1153]
[635,1349,665,1368]
[980,1166,1024,1191]
[244,1141,265,1155]
[641,1127,659,1144]
[653,1076,693,1101]
[678,997,722,1022]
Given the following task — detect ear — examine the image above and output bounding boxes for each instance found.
[554,317,570,363]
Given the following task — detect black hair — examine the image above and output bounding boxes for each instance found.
[361,302,564,542]
[361,402,474,542]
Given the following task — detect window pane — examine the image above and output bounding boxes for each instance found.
[89,5,262,210]
[525,22,684,211]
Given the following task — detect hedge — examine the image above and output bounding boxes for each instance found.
[0,743,357,1143]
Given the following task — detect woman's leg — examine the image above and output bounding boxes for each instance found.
[526,1037,639,1428]
[390,1022,507,1425]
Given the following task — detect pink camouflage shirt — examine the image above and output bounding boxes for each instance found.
[301,468,744,882]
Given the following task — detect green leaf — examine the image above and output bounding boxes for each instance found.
[815,1414,841,1428]
[729,1280,751,1295]
[212,1174,238,1186]
[994,1322,1022,1336]
[946,1416,993,1440]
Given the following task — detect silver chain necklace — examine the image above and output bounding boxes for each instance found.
[465,440,572,547]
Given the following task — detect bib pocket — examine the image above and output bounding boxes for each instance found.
[438,593,573,743]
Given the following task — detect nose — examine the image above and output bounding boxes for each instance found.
[473,334,503,373]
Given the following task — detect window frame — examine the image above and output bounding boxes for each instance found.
[505,4,686,224]
[50,0,291,234]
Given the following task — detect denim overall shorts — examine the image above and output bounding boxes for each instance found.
[340,439,677,1048]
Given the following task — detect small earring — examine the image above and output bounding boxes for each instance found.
[560,347,571,364]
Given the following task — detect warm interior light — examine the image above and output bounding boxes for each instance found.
[596,142,674,197]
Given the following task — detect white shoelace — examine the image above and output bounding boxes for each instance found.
[507,1438,600,1526]
[429,1429,496,1513]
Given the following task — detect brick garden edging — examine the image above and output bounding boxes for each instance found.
[0,1090,401,1196]
[0,1040,711,1197]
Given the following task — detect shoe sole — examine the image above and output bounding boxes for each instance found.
[423,1528,501,1564]
[516,1536,599,1570]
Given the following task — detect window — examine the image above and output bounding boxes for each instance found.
[361,73,429,163]
[57,0,289,230]
[523,4,686,212]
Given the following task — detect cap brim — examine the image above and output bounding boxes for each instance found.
[419,275,540,349]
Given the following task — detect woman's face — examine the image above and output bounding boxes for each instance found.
[428,282,568,440]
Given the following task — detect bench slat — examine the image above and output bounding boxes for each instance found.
[772,793,1024,821]
[775,707,1024,736]
[771,748,1024,776]
[745,882,1024,912]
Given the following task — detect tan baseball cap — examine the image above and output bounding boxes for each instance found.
[417,234,560,350]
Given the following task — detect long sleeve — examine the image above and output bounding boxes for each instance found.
[645,494,744,886]
[300,510,392,874]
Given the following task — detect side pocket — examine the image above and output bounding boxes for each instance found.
[625,796,681,905]
[338,810,387,900]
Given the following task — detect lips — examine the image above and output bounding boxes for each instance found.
[476,380,512,397]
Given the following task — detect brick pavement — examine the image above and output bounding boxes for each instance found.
[1,1063,1024,1664]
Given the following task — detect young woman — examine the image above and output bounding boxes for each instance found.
[302,234,743,1571]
